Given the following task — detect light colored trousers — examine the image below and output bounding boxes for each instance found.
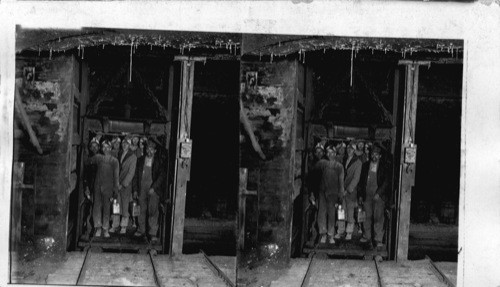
[111,185,132,228]
[318,192,337,236]
[337,196,356,235]
[363,196,385,242]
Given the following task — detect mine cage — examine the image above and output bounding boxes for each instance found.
[294,123,396,260]
[74,117,172,253]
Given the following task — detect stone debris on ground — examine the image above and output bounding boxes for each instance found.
[10,250,71,284]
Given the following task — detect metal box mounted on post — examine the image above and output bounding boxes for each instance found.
[180,139,192,159]
[404,144,417,164]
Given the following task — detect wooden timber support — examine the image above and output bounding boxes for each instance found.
[355,70,393,125]
[238,168,257,251]
[395,61,426,261]
[169,56,205,256]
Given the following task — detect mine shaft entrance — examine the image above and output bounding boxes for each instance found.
[294,50,462,261]
[75,48,177,254]
[74,43,239,256]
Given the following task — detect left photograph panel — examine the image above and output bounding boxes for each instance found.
[10,26,238,285]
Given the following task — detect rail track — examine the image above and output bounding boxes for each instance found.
[299,254,455,287]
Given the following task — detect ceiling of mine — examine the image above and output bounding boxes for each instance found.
[17,28,463,59]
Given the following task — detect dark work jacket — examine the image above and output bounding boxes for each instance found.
[132,154,168,201]
[307,158,323,198]
[83,158,97,191]
[357,160,391,204]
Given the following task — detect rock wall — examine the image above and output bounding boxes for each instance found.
[240,59,297,263]
[14,55,77,254]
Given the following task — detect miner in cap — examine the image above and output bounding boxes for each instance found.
[336,141,362,241]
[305,142,326,241]
[357,143,391,248]
[315,144,345,245]
[109,135,138,234]
[133,138,167,243]
[86,139,120,238]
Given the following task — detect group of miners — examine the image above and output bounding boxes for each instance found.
[308,139,391,249]
[83,134,167,243]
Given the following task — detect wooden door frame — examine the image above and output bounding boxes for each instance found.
[169,56,205,256]
[394,60,429,261]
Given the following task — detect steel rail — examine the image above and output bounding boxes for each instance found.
[75,247,91,285]
[373,257,385,287]
[148,250,162,287]
[300,252,316,287]
[200,249,235,287]
[426,255,455,287]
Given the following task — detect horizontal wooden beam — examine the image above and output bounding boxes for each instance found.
[174,55,206,62]
[398,60,431,66]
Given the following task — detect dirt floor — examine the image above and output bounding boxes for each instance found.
[10,243,71,284]
[238,256,457,287]
[11,251,236,286]
[11,251,457,286]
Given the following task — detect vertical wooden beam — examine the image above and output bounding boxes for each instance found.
[289,61,299,257]
[10,163,24,253]
[238,168,248,251]
[391,68,400,155]
[64,57,77,250]
[167,63,174,122]
[396,63,420,261]
[301,65,314,254]
[170,57,203,256]
[76,60,90,244]
[388,67,400,260]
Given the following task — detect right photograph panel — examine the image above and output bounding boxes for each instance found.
[237,34,463,287]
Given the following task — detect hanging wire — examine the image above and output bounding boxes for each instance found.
[129,41,133,82]
[350,46,354,87]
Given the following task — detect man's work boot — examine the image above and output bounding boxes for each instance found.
[329,235,336,244]
[320,234,327,244]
